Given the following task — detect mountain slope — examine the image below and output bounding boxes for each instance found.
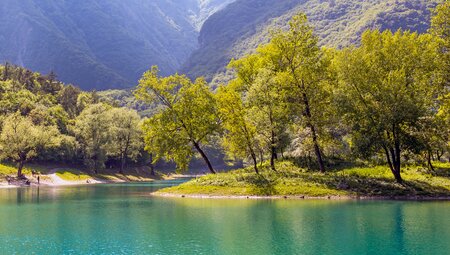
[181,0,440,82]
[0,0,233,90]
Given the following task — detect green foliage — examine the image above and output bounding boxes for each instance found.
[0,113,61,176]
[106,107,143,172]
[430,1,450,87]
[71,103,112,173]
[216,84,260,172]
[135,67,221,173]
[334,29,441,181]
[0,63,147,174]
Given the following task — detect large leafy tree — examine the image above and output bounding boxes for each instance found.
[431,1,450,87]
[216,84,261,174]
[228,45,290,171]
[0,113,60,177]
[334,30,441,183]
[71,103,111,173]
[135,67,221,173]
[268,14,331,172]
[106,108,143,174]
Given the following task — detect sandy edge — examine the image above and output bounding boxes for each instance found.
[152,192,450,201]
[0,173,152,189]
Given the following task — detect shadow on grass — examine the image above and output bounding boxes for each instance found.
[234,174,276,195]
[308,174,450,197]
[432,166,450,178]
[290,157,367,173]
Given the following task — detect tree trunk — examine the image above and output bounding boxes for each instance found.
[383,143,403,184]
[192,141,216,174]
[427,151,435,172]
[311,126,325,173]
[149,153,155,176]
[301,85,325,172]
[270,130,277,171]
[120,154,126,175]
[436,150,443,162]
[250,150,259,174]
[17,160,24,178]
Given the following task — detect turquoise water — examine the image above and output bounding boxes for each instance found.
[0,181,449,255]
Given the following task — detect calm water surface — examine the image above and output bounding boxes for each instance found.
[0,180,449,255]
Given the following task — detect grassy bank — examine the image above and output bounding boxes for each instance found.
[157,161,450,198]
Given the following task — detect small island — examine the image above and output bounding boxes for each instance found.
[156,160,450,199]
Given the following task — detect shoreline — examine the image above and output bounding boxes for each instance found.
[153,192,450,201]
[0,173,159,189]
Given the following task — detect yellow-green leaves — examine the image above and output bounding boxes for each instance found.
[0,113,61,176]
[136,67,220,173]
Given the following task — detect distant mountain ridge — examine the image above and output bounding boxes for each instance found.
[0,0,234,90]
[0,0,440,90]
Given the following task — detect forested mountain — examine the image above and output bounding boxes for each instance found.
[0,0,234,90]
[0,0,440,90]
[182,0,440,82]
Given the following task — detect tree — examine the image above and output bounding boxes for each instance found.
[0,114,60,177]
[268,14,331,172]
[135,66,221,173]
[228,45,290,171]
[216,84,261,174]
[106,108,143,174]
[71,103,111,173]
[430,1,450,87]
[334,30,441,183]
[58,84,81,118]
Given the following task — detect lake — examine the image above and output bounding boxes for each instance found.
[0,180,449,255]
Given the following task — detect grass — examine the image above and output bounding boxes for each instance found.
[157,160,450,198]
[56,170,91,181]
[1,162,158,183]
[0,163,33,177]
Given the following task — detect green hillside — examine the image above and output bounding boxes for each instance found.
[182,0,440,82]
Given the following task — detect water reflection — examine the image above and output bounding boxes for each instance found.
[0,184,449,255]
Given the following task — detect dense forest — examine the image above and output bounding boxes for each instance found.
[0,2,449,186]
[0,65,145,177]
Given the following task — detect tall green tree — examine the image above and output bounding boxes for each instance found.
[268,14,331,172]
[334,30,441,183]
[216,84,261,174]
[71,103,111,173]
[0,113,60,177]
[106,108,143,174]
[431,1,450,87]
[135,67,221,173]
[228,45,290,171]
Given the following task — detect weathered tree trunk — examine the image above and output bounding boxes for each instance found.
[120,154,126,175]
[311,125,325,173]
[192,141,216,174]
[383,143,403,184]
[270,129,278,172]
[436,150,443,162]
[149,153,155,176]
[427,151,435,172]
[250,150,259,174]
[17,160,24,178]
[301,88,325,172]
[270,148,277,172]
